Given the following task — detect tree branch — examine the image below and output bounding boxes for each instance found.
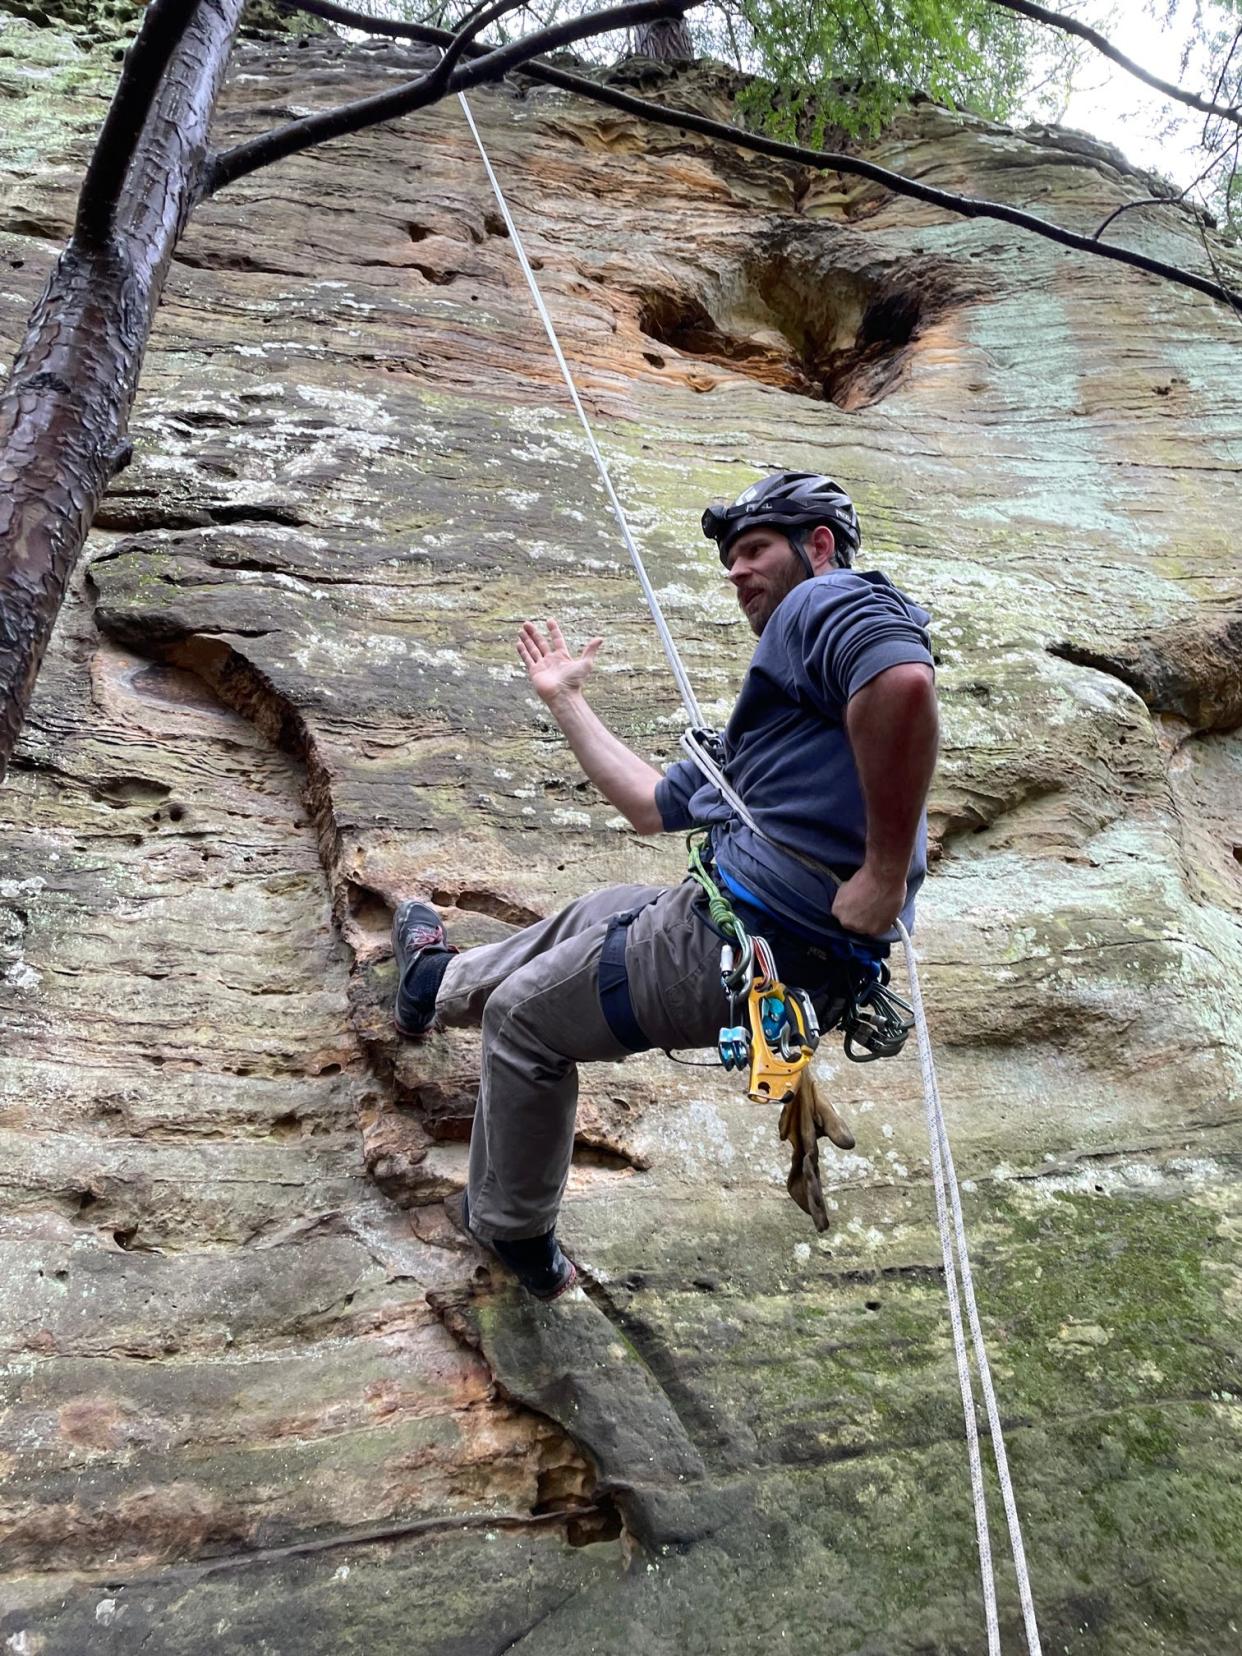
[209,0,697,191]
[982,0,1242,132]
[76,0,209,248]
[554,78,1242,310]
[1090,195,1203,241]
[1095,128,1242,240]
[0,0,248,782]
[427,0,535,93]
[250,0,1242,313]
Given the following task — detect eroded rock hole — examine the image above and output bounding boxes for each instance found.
[429,886,543,926]
[566,1496,625,1548]
[634,227,968,410]
[412,263,457,287]
[638,291,794,392]
[347,882,393,940]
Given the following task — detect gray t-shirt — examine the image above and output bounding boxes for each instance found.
[655,569,934,946]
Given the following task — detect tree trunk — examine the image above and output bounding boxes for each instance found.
[632,18,694,62]
[0,0,248,781]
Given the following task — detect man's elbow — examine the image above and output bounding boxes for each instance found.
[879,662,936,700]
[628,798,665,836]
[852,663,938,721]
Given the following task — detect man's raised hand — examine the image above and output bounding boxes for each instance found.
[517,619,603,707]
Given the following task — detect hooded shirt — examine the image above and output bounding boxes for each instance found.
[654,569,934,948]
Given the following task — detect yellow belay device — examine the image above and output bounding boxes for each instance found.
[718,926,819,1106]
[687,827,915,1106]
[687,829,818,1106]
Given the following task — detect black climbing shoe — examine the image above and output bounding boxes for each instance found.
[392,900,456,1038]
[455,1191,577,1302]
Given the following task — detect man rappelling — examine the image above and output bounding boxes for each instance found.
[391,472,939,1300]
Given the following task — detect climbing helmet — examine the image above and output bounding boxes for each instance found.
[701,471,862,569]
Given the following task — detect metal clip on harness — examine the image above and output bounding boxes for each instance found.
[841,963,915,1062]
[720,933,820,1105]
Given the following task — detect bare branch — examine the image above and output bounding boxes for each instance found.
[1207,22,1242,108]
[1179,130,1242,211]
[1092,196,1190,241]
[545,73,1242,310]
[277,0,461,40]
[983,0,1242,132]
[1196,220,1242,334]
[210,0,696,192]
[76,0,209,247]
[430,0,534,90]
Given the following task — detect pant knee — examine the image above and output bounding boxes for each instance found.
[480,972,560,1059]
[481,975,525,1037]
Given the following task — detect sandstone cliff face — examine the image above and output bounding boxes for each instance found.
[1,15,1240,1653]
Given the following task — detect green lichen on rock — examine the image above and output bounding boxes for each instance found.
[240,0,328,37]
[0,0,324,40]
[0,0,140,41]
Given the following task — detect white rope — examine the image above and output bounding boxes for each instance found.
[459,88,1041,1654]
[899,919,1044,1654]
[899,920,1042,1655]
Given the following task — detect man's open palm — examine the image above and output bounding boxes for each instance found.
[517,618,603,705]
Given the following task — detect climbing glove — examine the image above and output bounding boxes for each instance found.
[778,1072,855,1232]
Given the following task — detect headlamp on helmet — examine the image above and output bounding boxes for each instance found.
[701,471,862,570]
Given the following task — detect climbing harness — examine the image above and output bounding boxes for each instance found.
[687,830,819,1102]
[458,89,1043,1656]
[687,827,913,1080]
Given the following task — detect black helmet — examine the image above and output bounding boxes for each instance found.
[701,471,862,569]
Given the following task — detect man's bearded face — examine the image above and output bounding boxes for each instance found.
[724,528,808,635]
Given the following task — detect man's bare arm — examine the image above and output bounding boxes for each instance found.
[517,619,664,835]
[833,662,939,936]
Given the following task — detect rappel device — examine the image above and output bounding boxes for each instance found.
[718,929,820,1105]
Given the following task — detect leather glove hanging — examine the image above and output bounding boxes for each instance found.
[778,1071,855,1232]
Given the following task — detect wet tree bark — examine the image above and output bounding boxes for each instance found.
[0,0,247,780]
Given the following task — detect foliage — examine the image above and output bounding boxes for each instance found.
[1173,0,1242,232]
[708,1,1048,144]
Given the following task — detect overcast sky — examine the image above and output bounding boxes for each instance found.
[1039,3,1211,191]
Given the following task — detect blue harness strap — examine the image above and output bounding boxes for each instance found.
[598,911,651,1053]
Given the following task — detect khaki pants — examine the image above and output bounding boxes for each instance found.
[436,879,856,1241]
